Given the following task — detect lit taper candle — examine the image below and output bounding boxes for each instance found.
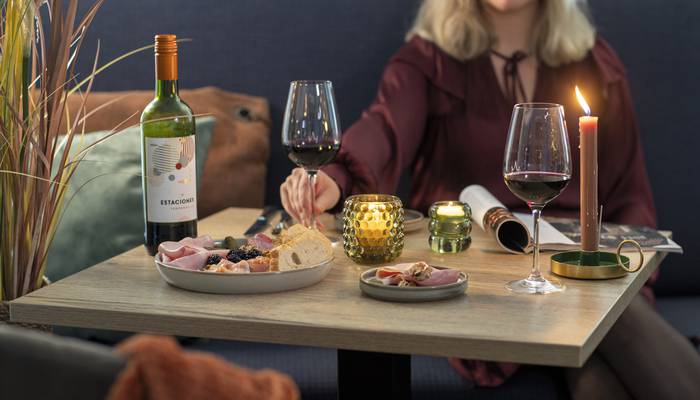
[575,86,599,254]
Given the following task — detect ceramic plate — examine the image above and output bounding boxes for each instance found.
[334,209,425,233]
[155,254,333,294]
[359,266,467,302]
[403,209,425,232]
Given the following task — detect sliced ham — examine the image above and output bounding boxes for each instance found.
[414,268,461,287]
[180,235,215,248]
[158,242,202,260]
[158,235,214,259]
[376,267,406,285]
[248,233,275,251]
[158,236,215,271]
[376,262,461,287]
[165,251,209,271]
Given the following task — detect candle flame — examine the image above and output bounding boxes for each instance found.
[575,86,591,116]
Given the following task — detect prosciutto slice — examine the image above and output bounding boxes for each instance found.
[414,268,461,287]
[247,233,275,251]
[375,262,461,287]
[376,264,412,285]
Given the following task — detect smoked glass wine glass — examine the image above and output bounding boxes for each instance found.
[282,80,341,229]
[503,103,572,294]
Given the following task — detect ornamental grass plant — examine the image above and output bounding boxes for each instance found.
[0,0,148,300]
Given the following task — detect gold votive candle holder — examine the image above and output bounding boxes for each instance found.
[342,194,404,264]
[429,201,472,253]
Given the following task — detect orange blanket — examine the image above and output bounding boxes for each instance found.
[107,335,299,400]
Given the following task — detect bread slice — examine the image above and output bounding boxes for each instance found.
[269,226,333,271]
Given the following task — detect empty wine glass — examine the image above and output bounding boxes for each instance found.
[503,103,572,294]
[282,80,341,229]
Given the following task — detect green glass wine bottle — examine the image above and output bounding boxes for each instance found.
[141,34,197,255]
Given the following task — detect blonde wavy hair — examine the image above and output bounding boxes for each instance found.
[407,0,596,66]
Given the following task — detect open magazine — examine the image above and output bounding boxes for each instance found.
[459,185,683,255]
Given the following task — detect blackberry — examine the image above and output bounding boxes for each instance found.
[226,250,243,263]
[206,254,222,265]
[245,249,262,259]
[225,248,263,262]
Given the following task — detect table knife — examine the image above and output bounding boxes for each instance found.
[244,206,278,237]
[272,210,294,235]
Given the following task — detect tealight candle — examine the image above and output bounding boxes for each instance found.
[342,194,404,264]
[437,204,466,218]
[429,201,471,253]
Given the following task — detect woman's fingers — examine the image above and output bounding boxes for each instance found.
[315,173,341,214]
[281,168,341,228]
[280,176,302,223]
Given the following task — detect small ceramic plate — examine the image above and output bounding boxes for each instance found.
[155,254,333,294]
[403,209,425,232]
[334,209,425,233]
[359,266,468,302]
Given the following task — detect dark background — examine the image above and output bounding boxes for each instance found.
[72,0,699,294]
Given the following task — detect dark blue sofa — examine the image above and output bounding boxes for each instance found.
[63,0,698,397]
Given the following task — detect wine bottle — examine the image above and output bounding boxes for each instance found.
[141,34,197,255]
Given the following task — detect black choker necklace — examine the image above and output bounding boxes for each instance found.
[491,49,530,104]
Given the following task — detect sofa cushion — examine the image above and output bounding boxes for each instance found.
[66,87,271,216]
[46,117,215,282]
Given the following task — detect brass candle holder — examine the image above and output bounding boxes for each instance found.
[551,240,644,280]
[342,194,404,265]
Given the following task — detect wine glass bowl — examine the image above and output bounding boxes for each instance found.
[282,80,341,229]
[503,103,572,294]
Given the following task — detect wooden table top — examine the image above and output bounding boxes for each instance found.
[10,207,665,367]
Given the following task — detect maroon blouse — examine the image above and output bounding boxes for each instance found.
[322,36,657,387]
[323,36,656,229]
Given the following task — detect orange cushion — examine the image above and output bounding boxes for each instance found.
[66,86,270,217]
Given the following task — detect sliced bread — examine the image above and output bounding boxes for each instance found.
[269,226,333,271]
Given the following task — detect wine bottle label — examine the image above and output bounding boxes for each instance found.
[145,136,197,223]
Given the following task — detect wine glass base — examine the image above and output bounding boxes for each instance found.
[506,276,565,295]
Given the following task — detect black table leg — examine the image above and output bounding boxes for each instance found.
[337,349,411,400]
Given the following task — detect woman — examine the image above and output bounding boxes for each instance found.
[281,0,700,398]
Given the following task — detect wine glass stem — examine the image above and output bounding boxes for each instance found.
[307,170,318,229]
[529,206,544,282]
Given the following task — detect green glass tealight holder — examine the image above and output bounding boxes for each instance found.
[428,201,472,253]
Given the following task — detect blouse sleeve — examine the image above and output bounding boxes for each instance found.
[599,76,657,228]
[322,60,429,204]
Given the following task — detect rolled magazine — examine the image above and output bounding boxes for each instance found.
[459,185,682,254]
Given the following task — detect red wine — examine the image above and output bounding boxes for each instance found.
[285,143,340,170]
[504,172,570,206]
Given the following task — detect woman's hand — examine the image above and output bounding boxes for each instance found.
[280,168,341,227]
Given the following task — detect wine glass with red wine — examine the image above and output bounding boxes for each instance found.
[282,80,341,229]
[503,103,572,294]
